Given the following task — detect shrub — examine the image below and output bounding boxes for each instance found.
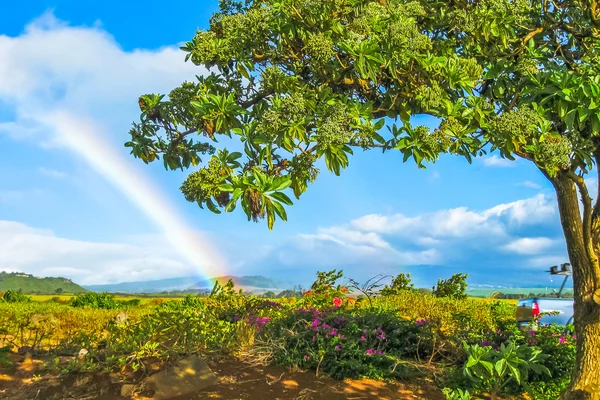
[2,289,31,303]
[380,273,414,296]
[433,273,468,300]
[71,292,120,309]
[461,342,550,400]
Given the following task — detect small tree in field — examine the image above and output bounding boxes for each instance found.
[127,1,600,397]
[433,273,469,300]
[380,273,414,296]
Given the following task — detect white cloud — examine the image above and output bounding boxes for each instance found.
[39,167,67,179]
[503,237,555,255]
[483,155,515,168]
[0,220,197,285]
[483,194,555,225]
[284,195,563,272]
[350,195,556,239]
[518,181,542,190]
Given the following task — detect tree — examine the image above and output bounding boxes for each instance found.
[380,273,414,295]
[432,273,469,300]
[55,287,63,294]
[126,1,600,397]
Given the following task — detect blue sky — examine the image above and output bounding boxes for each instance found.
[0,1,571,288]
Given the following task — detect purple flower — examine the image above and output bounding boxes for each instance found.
[377,350,383,355]
[330,329,338,336]
[361,336,366,341]
[322,323,330,330]
[234,316,241,322]
[416,319,429,325]
[559,336,567,344]
[311,319,320,329]
[335,346,341,351]
[573,335,577,339]
[363,329,368,334]
[481,340,491,347]
[365,349,374,355]
[304,355,310,360]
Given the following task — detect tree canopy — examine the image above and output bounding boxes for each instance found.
[126,0,600,230]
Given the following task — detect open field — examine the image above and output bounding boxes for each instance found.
[28,294,182,305]
[467,287,574,298]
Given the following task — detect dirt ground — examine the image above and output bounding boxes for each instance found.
[0,354,445,400]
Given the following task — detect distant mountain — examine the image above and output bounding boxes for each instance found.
[84,275,288,294]
[84,276,200,293]
[0,271,88,294]
[190,275,285,291]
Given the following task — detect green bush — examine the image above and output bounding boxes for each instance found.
[2,289,31,303]
[433,273,469,300]
[71,292,120,309]
[380,273,414,296]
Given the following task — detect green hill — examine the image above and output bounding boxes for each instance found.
[0,271,88,294]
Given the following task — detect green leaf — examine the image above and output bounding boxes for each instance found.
[270,191,293,206]
[271,200,288,221]
[495,359,507,377]
[268,176,291,192]
[225,197,238,212]
[206,199,221,214]
[218,183,234,192]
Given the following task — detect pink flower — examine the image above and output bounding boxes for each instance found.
[333,297,343,308]
[335,345,341,351]
[365,349,374,355]
[361,336,366,341]
[304,355,310,360]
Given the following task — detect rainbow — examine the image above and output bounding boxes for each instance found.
[40,110,227,280]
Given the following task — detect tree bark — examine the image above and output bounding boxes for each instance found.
[551,173,600,400]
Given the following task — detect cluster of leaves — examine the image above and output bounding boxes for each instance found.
[433,273,469,300]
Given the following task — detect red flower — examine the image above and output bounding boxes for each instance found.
[304,290,313,296]
[332,297,343,308]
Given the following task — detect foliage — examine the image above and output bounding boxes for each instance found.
[380,273,414,296]
[71,292,122,309]
[2,289,31,303]
[442,387,476,400]
[433,274,469,300]
[462,342,550,400]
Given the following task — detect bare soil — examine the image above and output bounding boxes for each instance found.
[1,353,445,400]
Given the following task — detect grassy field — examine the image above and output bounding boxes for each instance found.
[28,294,181,304]
[466,287,574,298]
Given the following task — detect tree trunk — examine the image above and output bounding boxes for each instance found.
[552,173,600,400]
